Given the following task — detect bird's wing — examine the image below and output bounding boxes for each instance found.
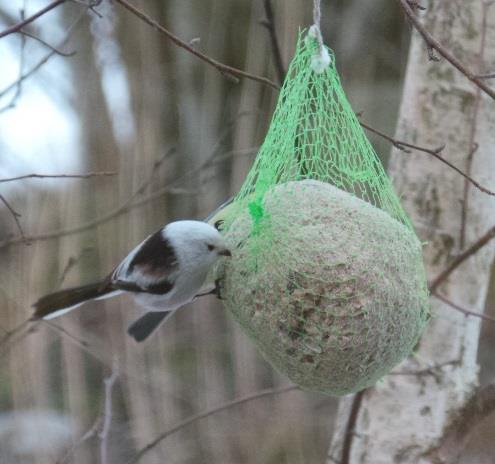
[110,228,179,294]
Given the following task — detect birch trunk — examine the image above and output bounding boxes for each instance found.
[327,1,495,462]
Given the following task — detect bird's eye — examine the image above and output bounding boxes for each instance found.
[207,244,215,251]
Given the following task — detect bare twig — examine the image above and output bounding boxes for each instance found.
[18,30,76,56]
[341,390,365,464]
[113,0,279,90]
[260,0,286,86]
[0,112,256,250]
[0,318,32,356]
[58,248,93,287]
[360,121,495,197]
[127,385,299,464]
[429,224,495,293]
[389,360,459,382]
[0,171,116,183]
[44,320,91,349]
[0,0,66,39]
[426,384,495,463]
[100,360,119,464]
[0,10,27,113]
[433,293,495,323]
[0,193,26,241]
[0,149,174,250]
[477,72,495,79]
[397,0,495,100]
[0,10,85,101]
[56,418,102,464]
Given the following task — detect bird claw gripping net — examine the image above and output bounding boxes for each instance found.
[214,30,429,395]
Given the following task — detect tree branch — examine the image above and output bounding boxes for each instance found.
[56,418,102,464]
[397,0,495,100]
[0,149,174,250]
[0,193,26,241]
[260,0,286,86]
[18,29,76,57]
[126,385,299,464]
[341,390,365,464]
[0,0,67,39]
[0,10,85,100]
[426,384,495,463]
[113,0,279,90]
[0,10,27,113]
[434,293,495,324]
[389,360,460,384]
[429,224,495,293]
[0,171,116,183]
[0,111,255,250]
[99,360,119,464]
[360,121,495,197]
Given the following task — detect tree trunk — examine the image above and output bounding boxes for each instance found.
[327,1,495,463]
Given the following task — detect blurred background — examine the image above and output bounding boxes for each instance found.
[0,1,493,463]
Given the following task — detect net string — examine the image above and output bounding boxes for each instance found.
[312,0,323,51]
[310,0,330,73]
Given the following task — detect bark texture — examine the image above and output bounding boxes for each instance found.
[328,1,495,462]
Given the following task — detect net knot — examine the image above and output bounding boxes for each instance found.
[308,25,331,73]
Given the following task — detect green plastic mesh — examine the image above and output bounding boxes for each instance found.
[212,30,429,395]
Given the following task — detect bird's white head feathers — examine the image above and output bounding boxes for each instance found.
[164,220,231,271]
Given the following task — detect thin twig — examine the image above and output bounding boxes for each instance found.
[0,10,85,100]
[44,320,91,349]
[58,249,92,287]
[360,121,495,196]
[477,72,495,79]
[0,112,256,250]
[397,0,495,100]
[0,0,66,39]
[0,149,174,250]
[260,0,286,86]
[0,171,116,183]
[0,318,32,355]
[434,293,495,323]
[113,0,279,90]
[0,10,27,113]
[100,360,119,464]
[389,360,459,381]
[426,384,495,462]
[18,30,76,56]
[341,390,365,464]
[127,385,299,464]
[429,224,495,293]
[0,193,26,241]
[56,418,102,464]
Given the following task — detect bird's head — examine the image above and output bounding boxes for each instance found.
[165,220,231,269]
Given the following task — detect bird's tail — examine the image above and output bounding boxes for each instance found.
[32,281,114,320]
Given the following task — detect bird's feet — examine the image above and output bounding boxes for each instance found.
[213,278,225,300]
[195,278,225,300]
[214,219,225,232]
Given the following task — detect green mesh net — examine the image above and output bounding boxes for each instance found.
[211,30,429,396]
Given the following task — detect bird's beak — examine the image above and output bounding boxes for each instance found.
[219,248,232,257]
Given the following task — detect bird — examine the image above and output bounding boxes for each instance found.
[32,220,232,342]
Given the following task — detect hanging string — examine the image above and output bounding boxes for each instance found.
[312,0,323,51]
[309,0,330,73]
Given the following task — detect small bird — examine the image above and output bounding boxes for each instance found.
[32,220,231,342]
